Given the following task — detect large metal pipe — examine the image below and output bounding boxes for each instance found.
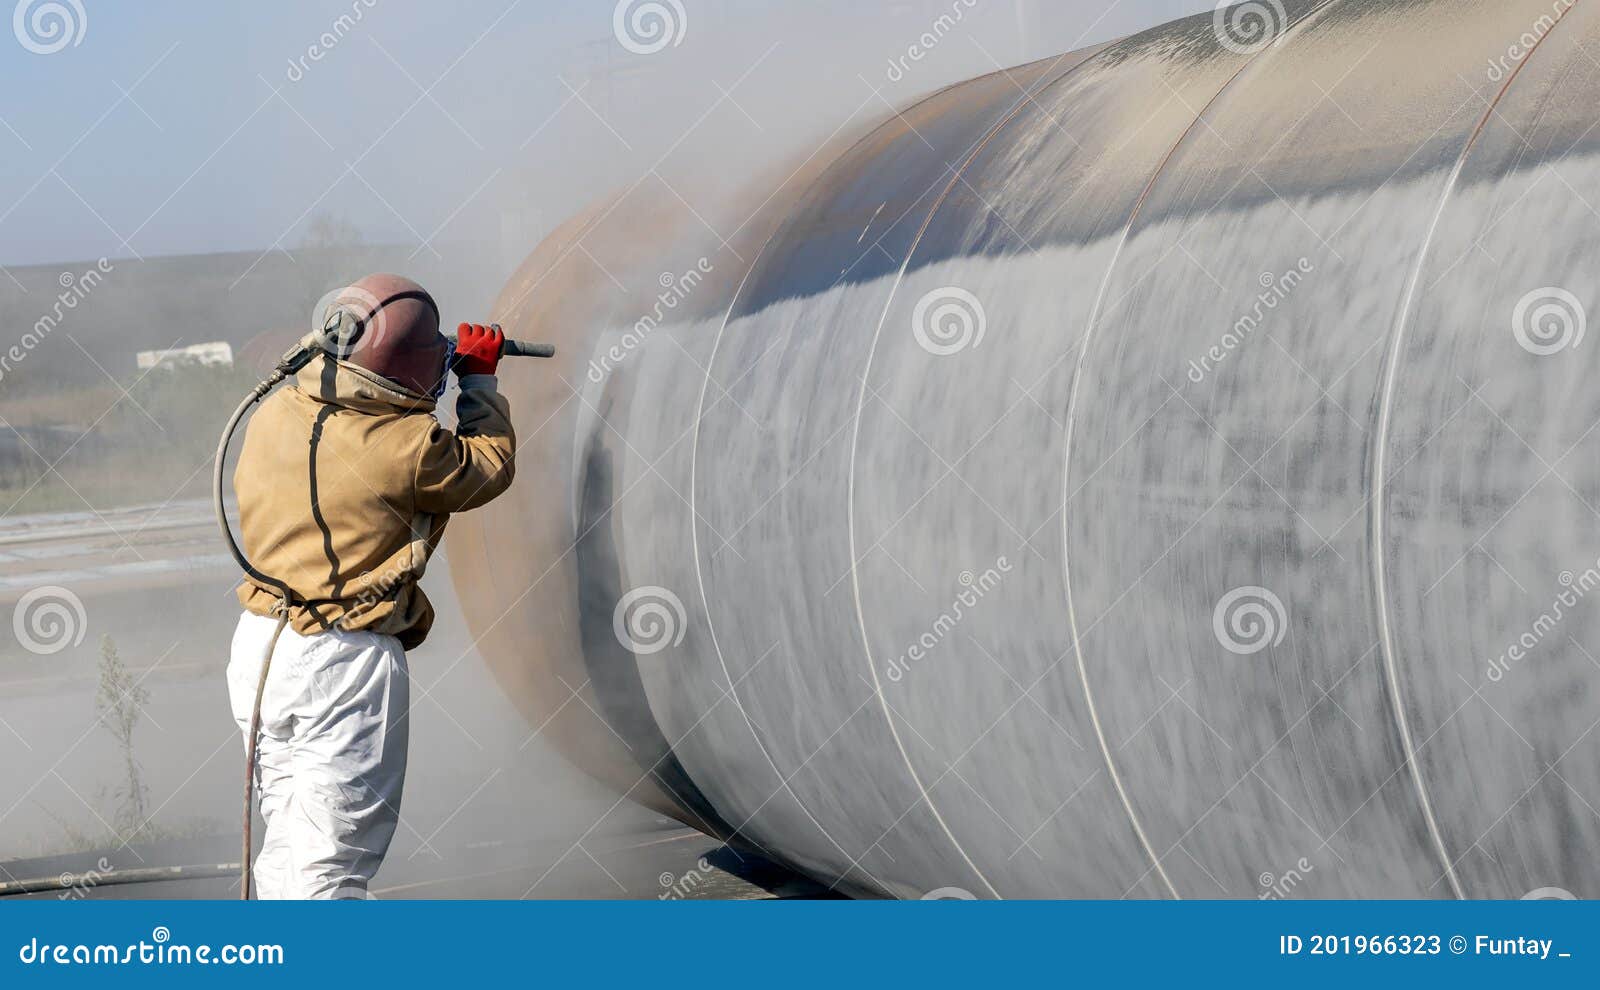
[453,0,1600,899]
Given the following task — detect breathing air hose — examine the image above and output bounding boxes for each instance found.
[216,326,552,900]
[214,346,311,901]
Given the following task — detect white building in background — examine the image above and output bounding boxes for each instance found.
[136,341,234,371]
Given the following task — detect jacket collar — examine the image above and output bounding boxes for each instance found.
[293,352,437,415]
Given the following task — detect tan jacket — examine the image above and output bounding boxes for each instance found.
[234,353,515,649]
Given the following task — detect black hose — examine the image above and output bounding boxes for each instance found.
[214,370,299,604]
[212,336,551,900]
[213,354,306,902]
[496,339,556,359]
[0,864,241,897]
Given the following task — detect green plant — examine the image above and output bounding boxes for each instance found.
[94,634,150,841]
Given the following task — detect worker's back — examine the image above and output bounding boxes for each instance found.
[233,351,515,649]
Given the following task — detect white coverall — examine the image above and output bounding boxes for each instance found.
[227,610,410,899]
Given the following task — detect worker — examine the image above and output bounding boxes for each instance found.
[224,273,516,899]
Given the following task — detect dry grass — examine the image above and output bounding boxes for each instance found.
[0,365,262,516]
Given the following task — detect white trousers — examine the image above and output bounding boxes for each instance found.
[227,611,410,900]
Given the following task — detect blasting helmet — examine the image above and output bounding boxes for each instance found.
[319,273,450,398]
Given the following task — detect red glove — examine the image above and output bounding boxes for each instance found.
[453,323,504,378]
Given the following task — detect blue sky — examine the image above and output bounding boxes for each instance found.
[0,0,1212,267]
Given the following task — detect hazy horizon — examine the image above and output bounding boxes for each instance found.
[0,1,1215,270]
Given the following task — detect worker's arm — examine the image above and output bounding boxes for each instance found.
[413,324,517,514]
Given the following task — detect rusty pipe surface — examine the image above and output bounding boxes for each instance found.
[453,0,1600,899]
